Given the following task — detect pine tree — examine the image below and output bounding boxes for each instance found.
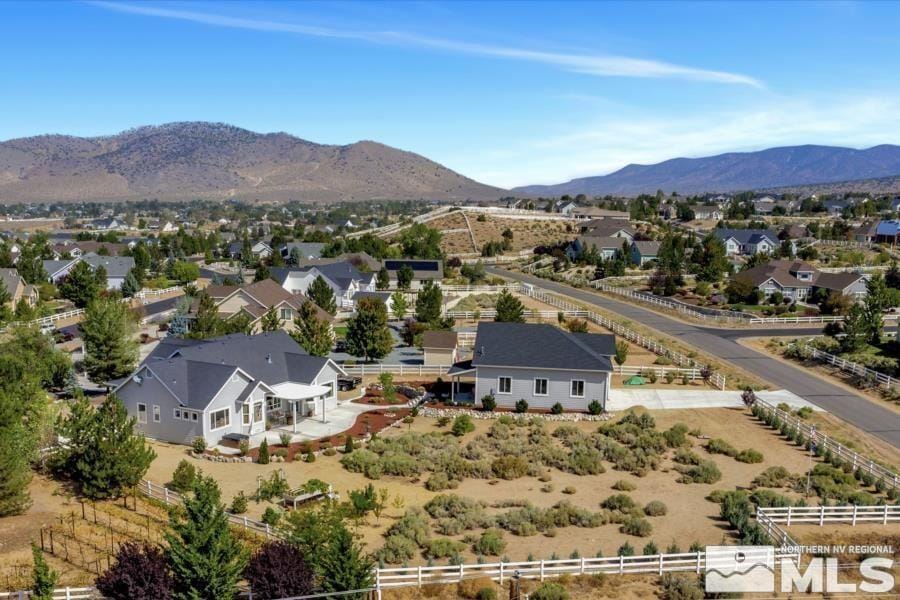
[414,281,442,324]
[390,291,408,321]
[257,439,270,465]
[260,306,281,332]
[59,260,101,308]
[291,301,334,357]
[188,292,223,340]
[55,395,156,499]
[121,269,141,298]
[254,263,271,283]
[166,475,248,600]
[308,276,337,315]
[494,290,525,323]
[0,398,32,515]
[31,544,58,600]
[345,297,393,362]
[319,524,374,595]
[376,267,390,290]
[81,296,139,383]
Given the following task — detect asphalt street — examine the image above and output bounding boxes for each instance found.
[487,267,900,449]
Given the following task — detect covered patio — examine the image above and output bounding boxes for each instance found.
[447,360,476,404]
[265,382,332,432]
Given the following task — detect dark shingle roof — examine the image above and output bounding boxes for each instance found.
[471,322,614,371]
[714,229,779,245]
[81,253,135,278]
[422,330,458,349]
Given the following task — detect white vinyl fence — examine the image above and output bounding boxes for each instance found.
[758,504,900,526]
[0,588,97,600]
[342,364,451,377]
[591,281,752,323]
[791,343,900,392]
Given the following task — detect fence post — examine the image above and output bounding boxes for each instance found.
[619,555,624,574]
[65,587,71,600]
[885,505,889,525]
[820,505,825,526]
[540,560,545,581]
[786,507,792,527]
[499,562,505,585]
[696,552,701,574]
[852,505,858,526]
[658,554,664,575]
[417,566,422,587]
[581,557,586,575]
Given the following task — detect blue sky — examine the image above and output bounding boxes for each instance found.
[3,1,900,188]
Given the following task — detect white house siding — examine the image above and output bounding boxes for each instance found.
[424,348,456,366]
[312,363,341,413]
[118,369,204,445]
[474,365,609,411]
[202,371,255,445]
[106,277,125,291]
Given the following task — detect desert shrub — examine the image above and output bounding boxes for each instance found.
[529,582,569,600]
[587,400,603,415]
[562,486,576,495]
[425,495,491,535]
[495,501,603,536]
[169,459,197,493]
[706,438,737,457]
[795,406,813,419]
[229,491,248,514]
[550,402,564,415]
[662,424,688,448]
[376,534,419,564]
[612,480,636,491]
[673,448,702,465]
[458,577,496,600]
[437,416,451,427]
[620,516,652,536]
[425,472,458,492]
[476,587,497,600]
[481,395,497,412]
[385,508,431,546]
[660,573,704,600]
[425,537,464,560]
[617,541,635,556]
[643,541,659,555]
[644,500,668,516]
[378,451,420,477]
[562,447,605,475]
[541,484,554,493]
[665,372,676,384]
[261,506,282,527]
[677,460,722,484]
[515,399,529,413]
[601,494,638,512]
[340,449,381,478]
[191,437,206,454]
[736,449,764,464]
[452,415,475,437]
[749,489,793,508]
[473,529,506,556]
[753,466,792,488]
[491,455,529,479]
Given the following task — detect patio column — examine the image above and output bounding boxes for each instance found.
[292,399,297,433]
[451,376,455,403]
[321,394,326,423]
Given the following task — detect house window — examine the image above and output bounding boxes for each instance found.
[152,405,160,423]
[570,380,585,398]
[191,412,198,422]
[210,408,230,430]
[533,378,548,396]
[280,308,291,320]
[266,397,281,412]
[174,409,181,420]
[253,403,263,423]
[137,403,147,424]
[498,376,512,394]
[242,404,251,426]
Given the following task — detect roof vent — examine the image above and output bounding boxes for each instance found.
[266,353,272,364]
[478,346,485,357]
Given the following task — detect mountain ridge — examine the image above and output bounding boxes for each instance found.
[513,144,900,197]
[0,121,504,204]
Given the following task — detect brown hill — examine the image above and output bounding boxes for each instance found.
[0,122,504,203]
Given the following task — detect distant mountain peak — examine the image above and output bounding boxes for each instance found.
[513,144,900,197]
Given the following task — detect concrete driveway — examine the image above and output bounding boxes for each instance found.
[608,388,820,412]
[489,267,900,448]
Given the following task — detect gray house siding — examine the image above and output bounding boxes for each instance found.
[118,368,203,445]
[202,371,254,445]
[474,365,608,411]
[312,363,341,412]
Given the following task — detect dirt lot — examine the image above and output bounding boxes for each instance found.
[423,212,574,256]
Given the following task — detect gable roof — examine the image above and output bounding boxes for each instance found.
[471,322,614,371]
[714,228,779,245]
[580,219,635,238]
[0,268,24,298]
[422,330,458,349]
[43,258,79,278]
[280,242,325,258]
[81,253,135,278]
[876,220,900,237]
[632,241,660,255]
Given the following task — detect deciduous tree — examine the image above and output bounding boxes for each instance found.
[415,281,443,324]
[96,542,173,600]
[291,301,334,357]
[244,541,314,600]
[59,260,102,308]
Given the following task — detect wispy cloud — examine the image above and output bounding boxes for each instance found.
[89,1,763,87]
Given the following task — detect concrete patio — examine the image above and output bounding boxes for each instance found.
[249,400,391,446]
[607,388,822,412]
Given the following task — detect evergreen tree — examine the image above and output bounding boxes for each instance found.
[396,264,414,290]
[81,296,139,383]
[494,289,525,323]
[166,475,248,600]
[414,281,442,324]
[651,232,686,296]
[289,247,302,266]
[59,260,102,308]
[308,275,337,315]
[864,273,887,344]
[31,544,58,600]
[390,291,408,321]
[345,297,393,362]
[285,501,345,576]
[188,292,222,340]
[260,306,281,332]
[376,267,390,290]
[319,523,374,595]
[254,263,271,283]
[0,386,32,516]
[121,269,141,298]
[693,233,730,282]
[841,303,868,353]
[55,395,156,499]
[291,301,334,357]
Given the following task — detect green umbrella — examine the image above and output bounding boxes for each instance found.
[624,375,647,386]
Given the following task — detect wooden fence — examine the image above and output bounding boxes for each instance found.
[758,504,900,526]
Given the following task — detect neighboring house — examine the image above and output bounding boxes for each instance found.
[42,258,80,284]
[280,242,326,262]
[88,217,128,231]
[876,220,900,245]
[228,240,273,261]
[206,279,332,334]
[734,259,868,302]
[80,254,136,290]
[52,241,126,258]
[568,236,630,261]
[351,291,394,313]
[570,207,630,220]
[449,322,614,411]
[714,229,780,256]
[422,330,459,366]
[271,262,376,309]
[854,220,881,244]
[556,201,578,215]
[383,259,442,290]
[577,219,636,238]
[630,241,660,266]
[115,332,346,446]
[693,206,722,221]
[147,220,177,233]
[0,268,38,307]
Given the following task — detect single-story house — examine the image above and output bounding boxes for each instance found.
[115,332,346,447]
[448,322,614,411]
[630,241,660,266]
[568,235,631,261]
[693,207,722,221]
[853,221,880,244]
[271,261,376,309]
[0,268,38,307]
[42,253,135,290]
[280,242,326,263]
[734,259,868,302]
[570,207,630,220]
[876,220,900,245]
[227,240,273,261]
[578,219,636,237]
[201,279,332,334]
[714,229,779,256]
[383,259,442,290]
[88,217,128,231]
[422,330,459,366]
[351,291,394,313]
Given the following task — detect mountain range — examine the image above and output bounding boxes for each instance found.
[513,144,900,197]
[0,122,503,203]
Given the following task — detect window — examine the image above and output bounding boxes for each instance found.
[253,402,263,423]
[174,409,181,420]
[570,380,585,398]
[210,408,230,430]
[533,378,548,396]
[280,308,292,320]
[266,397,281,411]
[152,405,160,423]
[497,376,512,395]
[242,404,251,426]
[137,403,147,424]
[191,412,198,422]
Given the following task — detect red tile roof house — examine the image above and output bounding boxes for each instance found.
[734,260,868,302]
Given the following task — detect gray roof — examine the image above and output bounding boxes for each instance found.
[43,259,77,278]
[632,241,660,255]
[383,259,442,279]
[144,331,335,409]
[714,229,779,245]
[81,253,135,278]
[0,268,23,297]
[281,242,325,258]
[471,322,614,372]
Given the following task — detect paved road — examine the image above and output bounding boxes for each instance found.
[488,267,900,449]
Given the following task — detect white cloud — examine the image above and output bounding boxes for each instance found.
[89,1,762,87]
